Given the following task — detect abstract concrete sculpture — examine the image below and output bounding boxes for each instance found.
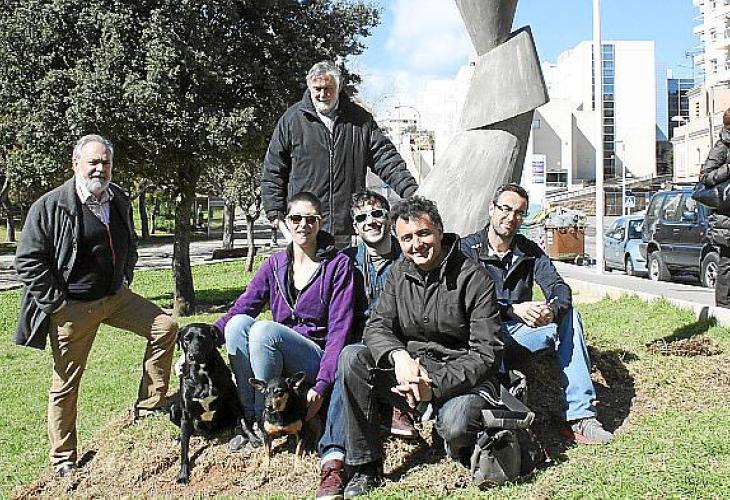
[417,0,548,235]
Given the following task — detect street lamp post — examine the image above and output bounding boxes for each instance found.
[615,140,626,215]
[593,0,604,275]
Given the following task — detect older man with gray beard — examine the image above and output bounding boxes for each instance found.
[14,134,178,477]
[262,60,418,248]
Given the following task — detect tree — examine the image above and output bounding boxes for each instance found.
[0,0,379,315]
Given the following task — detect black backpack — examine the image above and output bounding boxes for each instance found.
[470,371,547,487]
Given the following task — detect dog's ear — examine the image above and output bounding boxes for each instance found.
[287,371,306,390]
[249,378,268,393]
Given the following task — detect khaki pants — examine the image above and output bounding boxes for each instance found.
[47,285,178,468]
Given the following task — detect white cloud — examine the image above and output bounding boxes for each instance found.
[387,0,471,74]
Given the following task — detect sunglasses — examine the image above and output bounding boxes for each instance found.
[493,203,527,219]
[287,213,321,225]
[353,208,388,224]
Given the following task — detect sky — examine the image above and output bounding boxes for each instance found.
[352,0,699,111]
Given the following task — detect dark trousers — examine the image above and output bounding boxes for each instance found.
[717,246,730,309]
[340,344,491,466]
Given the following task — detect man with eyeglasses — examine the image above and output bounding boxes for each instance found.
[315,190,416,500]
[460,183,612,445]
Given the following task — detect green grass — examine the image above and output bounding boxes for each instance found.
[0,260,258,496]
[1,267,730,498]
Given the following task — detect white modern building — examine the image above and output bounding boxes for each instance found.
[524,40,658,204]
[670,0,730,182]
[691,0,730,87]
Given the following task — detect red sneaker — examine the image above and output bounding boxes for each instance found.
[316,459,346,500]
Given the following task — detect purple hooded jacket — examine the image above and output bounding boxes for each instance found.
[214,233,355,395]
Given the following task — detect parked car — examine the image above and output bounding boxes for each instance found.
[603,214,647,276]
[639,186,719,288]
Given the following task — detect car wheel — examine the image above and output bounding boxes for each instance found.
[625,255,635,277]
[648,251,670,281]
[701,252,719,289]
[603,259,611,272]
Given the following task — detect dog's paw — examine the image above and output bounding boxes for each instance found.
[177,465,190,484]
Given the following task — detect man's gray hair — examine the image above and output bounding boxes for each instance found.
[306,60,342,88]
[72,134,114,162]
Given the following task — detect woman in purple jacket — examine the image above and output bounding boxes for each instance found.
[215,191,355,452]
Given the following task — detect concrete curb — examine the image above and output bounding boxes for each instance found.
[565,277,730,327]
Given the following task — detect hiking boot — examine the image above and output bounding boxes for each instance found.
[343,462,384,499]
[563,417,612,445]
[316,459,346,500]
[390,407,418,439]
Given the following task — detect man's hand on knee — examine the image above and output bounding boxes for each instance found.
[391,351,432,407]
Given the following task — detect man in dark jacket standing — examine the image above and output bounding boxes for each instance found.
[460,183,611,445]
[14,135,178,477]
[699,108,730,308]
[338,196,503,498]
[262,60,418,247]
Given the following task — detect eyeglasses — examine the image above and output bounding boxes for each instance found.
[353,208,388,224]
[494,203,527,219]
[287,213,321,225]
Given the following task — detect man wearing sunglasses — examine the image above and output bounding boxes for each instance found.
[262,60,418,248]
[315,190,416,500]
[460,183,612,446]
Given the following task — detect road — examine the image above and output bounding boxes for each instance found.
[0,216,717,309]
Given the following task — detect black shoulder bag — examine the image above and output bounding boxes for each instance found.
[692,179,730,211]
[470,370,547,487]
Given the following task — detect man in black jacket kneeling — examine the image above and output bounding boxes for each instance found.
[338,196,504,498]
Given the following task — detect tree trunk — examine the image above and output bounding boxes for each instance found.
[5,210,15,243]
[173,185,196,316]
[222,202,235,250]
[139,187,150,241]
[0,177,15,243]
[245,213,256,272]
[151,197,160,234]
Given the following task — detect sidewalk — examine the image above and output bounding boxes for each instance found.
[555,261,730,327]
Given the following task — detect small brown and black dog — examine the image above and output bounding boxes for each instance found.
[249,372,322,466]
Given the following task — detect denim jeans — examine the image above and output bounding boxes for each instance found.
[339,344,491,466]
[224,314,323,420]
[502,306,596,421]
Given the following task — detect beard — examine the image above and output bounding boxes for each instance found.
[313,97,338,115]
[80,174,111,196]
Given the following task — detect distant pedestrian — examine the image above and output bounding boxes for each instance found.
[261,60,418,248]
[14,134,178,477]
[699,108,730,308]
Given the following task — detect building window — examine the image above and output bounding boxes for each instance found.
[532,119,541,129]
[711,58,718,73]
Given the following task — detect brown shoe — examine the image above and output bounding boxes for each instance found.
[390,407,418,439]
[316,459,346,500]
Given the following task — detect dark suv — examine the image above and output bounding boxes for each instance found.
[640,186,718,288]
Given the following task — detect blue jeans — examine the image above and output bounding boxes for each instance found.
[318,372,346,463]
[224,314,323,420]
[502,306,596,421]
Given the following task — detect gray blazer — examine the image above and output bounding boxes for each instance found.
[14,178,138,349]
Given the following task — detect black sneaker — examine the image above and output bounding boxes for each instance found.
[343,462,384,499]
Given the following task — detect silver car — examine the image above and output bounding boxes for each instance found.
[604,214,648,276]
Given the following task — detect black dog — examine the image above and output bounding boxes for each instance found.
[169,323,259,483]
[249,372,322,467]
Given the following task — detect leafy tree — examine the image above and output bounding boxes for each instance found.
[0,0,379,315]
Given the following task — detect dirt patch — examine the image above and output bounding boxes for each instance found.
[646,335,723,357]
[15,345,730,498]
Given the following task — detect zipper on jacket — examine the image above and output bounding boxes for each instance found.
[328,132,334,234]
